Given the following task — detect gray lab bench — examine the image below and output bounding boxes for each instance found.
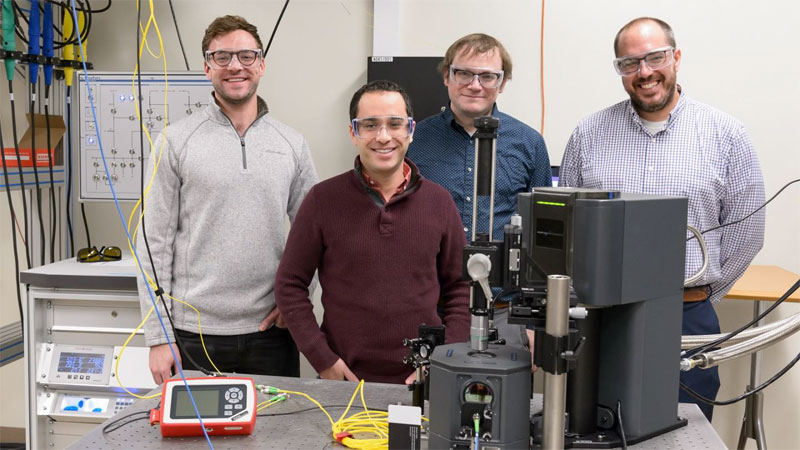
[69,372,727,449]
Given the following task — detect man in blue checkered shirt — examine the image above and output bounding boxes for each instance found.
[407,33,551,355]
[560,17,765,420]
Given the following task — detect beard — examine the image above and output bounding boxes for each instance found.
[212,78,258,106]
[215,87,256,105]
[630,76,677,114]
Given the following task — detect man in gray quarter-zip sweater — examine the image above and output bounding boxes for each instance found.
[136,15,318,385]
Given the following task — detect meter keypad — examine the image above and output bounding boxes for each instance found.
[222,386,245,417]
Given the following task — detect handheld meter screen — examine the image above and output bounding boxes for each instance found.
[173,387,225,418]
[155,377,257,437]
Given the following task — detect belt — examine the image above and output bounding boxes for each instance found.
[683,285,711,303]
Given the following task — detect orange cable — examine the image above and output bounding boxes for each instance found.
[13,210,27,247]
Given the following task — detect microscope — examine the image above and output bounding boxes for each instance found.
[421,116,690,449]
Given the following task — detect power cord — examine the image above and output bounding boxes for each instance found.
[616,400,627,450]
[166,0,188,70]
[101,410,151,434]
[688,178,799,242]
[681,347,800,406]
[6,79,32,268]
[0,109,25,337]
[684,277,800,356]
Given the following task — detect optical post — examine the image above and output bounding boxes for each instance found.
[416,115,693,449]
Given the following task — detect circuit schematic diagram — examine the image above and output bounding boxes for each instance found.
[78,72,212,200]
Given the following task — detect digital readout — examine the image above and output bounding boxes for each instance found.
[57,352,105,374]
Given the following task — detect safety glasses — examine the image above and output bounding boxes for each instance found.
[76,246,122,263]
[613,46,675,76]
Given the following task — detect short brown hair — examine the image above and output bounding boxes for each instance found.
[438,33,513,80]
[349,80,414,120]
[202,15,264,55]
[614,17,676,56]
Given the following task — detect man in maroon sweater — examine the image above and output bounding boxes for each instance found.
[275,80,470,384]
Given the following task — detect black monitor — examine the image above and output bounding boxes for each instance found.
[367,56,449,122]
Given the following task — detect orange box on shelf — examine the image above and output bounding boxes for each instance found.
[2,113,66,168]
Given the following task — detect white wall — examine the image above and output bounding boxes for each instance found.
[1,1,798,448]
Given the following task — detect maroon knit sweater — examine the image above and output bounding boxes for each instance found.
[275,162,470,384]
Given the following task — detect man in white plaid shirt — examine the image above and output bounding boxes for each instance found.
[560,17,765,420]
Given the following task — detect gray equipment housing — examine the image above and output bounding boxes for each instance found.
[429,343,532,449]
[518,188,688,438]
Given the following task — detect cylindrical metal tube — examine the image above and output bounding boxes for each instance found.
[543,275,570,450]
[470,314,489,351]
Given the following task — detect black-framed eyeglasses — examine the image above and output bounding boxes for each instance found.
[77,246,122,263]
[449,65,505,88]
[613,46,675,76]
[351,115,415,139]
[205,49,262,67]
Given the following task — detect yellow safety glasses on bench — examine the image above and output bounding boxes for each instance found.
[76,246,122,263]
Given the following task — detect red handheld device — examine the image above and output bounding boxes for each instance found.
[150,377,257,437]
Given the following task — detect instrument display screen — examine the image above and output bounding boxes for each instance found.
[57,352,105,374]
[174,388,221,418]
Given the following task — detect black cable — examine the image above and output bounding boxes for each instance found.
[680,178,800,355]
[45,84,57,263]
[263,0,290,59]
[79,0,93,47]
[56,2,81,48]
[14,0,96,49]
[134,0,210,376]
[616,400,627,450]
[684,276,800,356]
[688,178,800,242]
[680,348,800,406]
[166,0,189,71]
[29,83,47,266]
[0,109,26,343]
[65,85,74,255]
[13,2,31,45]
[101,410,151,433]
[50,1,92,49]
[79,201,90,247]
[72,0,110,13]
[8,80,32,268]
[54,0,110,13]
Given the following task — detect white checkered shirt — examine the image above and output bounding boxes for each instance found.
[560,92,765,303]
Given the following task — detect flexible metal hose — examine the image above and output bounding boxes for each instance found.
[684,225,708,287]
[681,313,800,349]
[689,313,800,369]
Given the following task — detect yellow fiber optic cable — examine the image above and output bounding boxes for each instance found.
[274,381,399,450]
[115,0,222,388]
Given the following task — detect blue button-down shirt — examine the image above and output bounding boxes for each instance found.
[560,91,765,304]
[408,104,551,240]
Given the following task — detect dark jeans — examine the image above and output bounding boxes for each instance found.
[175,326,300,377]
[679,299,721,421]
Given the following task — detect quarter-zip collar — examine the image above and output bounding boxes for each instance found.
[207,92,269,133]
[207,92,269,169]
